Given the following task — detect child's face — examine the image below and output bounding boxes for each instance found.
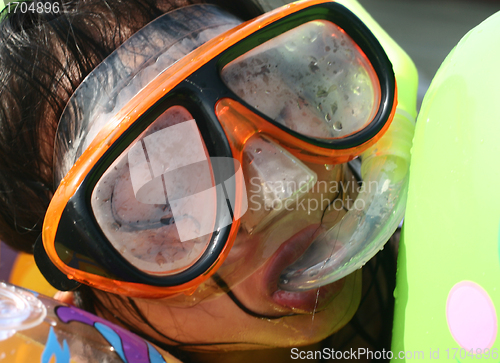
[46,2,398,350]
[103,144,363,350]
[70,86,363,347]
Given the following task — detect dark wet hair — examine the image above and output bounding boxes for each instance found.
[0,0,263,254]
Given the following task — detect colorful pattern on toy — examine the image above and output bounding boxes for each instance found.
[42,326,71,363]
[0,283,176,362]
[55,306,166,363]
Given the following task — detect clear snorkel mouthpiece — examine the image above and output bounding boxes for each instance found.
[279,110,415,291]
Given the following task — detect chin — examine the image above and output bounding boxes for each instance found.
[129,263,361,354]
[177,269,363,353]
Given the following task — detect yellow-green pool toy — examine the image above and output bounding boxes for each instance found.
[392,10,500,362]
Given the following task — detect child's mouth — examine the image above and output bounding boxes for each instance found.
[264,224,345,313]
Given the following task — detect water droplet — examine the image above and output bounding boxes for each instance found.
[325,164,334,171]
[255,148,262,154]
[316,89,328,98]
[244,152,254,165]
[333,121,343,131]
[285,42,297,52]
[160,216,175,225]
[308,57,319,73]
[282,279,289,284]
[325,113,332,123]
[331,102,338,115]
[308,32,318,43]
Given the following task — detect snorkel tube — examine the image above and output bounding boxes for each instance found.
[277,0,418,290]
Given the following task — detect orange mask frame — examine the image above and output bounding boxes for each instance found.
[37,0,397,298]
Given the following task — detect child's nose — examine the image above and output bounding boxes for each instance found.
[239,134,317,234]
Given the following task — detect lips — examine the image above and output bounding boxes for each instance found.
[264,224,345,313]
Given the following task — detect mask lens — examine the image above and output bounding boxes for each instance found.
[91,106,224,276]
[221,20,380,140]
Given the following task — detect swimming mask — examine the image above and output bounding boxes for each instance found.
[35,0,413,298]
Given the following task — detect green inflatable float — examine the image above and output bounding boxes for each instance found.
[393,11,500,362]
